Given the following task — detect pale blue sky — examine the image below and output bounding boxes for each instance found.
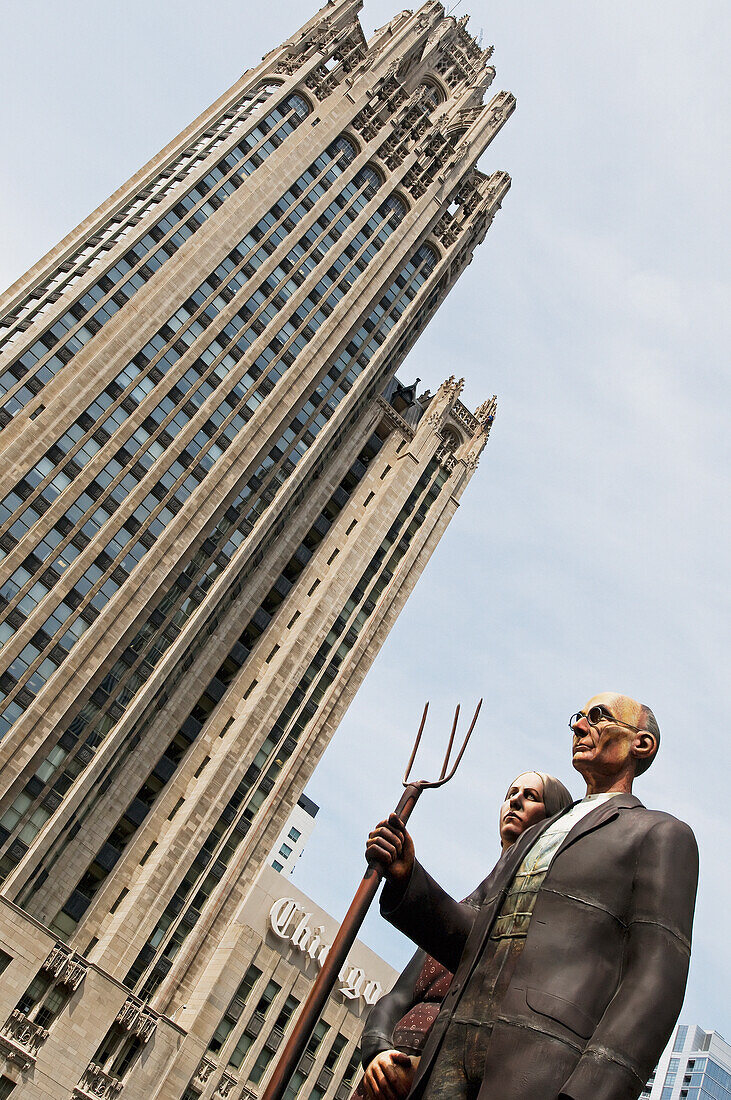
[1,0,728,1035]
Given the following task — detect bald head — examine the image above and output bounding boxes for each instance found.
[571,692,660,793]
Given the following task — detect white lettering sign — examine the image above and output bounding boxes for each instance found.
[268,898,383,1005]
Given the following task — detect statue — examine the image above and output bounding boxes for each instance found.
[366,693,699,1100]
[357,771,572,1100]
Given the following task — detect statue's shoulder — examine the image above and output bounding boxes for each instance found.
[631,805,697,847]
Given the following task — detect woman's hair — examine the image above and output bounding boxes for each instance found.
[507,772,573,818]
[534,772,573,817]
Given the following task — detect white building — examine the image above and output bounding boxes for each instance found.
[642,1024,731,1100]
[268,794,319,877]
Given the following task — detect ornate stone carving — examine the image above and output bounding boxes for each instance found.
[215,1073,238,1098]
[115,998,157,1043]
[305,66,339,100]
[0,1009,49,1069]
[192,1056,217,1090]
[475,395,498,426]
[275,55,303,75]
[376,396,415,440]
[451,400,479,434]
[72,1063,124,1099]
[42,944,88,990]
[434,444,458,472]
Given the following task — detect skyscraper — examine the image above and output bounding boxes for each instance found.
[642,1024,731,1100]
[0,2,512,1096]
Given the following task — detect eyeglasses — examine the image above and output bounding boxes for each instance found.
[568,704,646,734]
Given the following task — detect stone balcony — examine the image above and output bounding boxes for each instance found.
[0,1008,49,1070]
[72,1062,124,1099]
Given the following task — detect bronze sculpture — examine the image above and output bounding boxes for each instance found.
[261,701,482,1100]
[366,693,699,1100]
[358,772,572,1100]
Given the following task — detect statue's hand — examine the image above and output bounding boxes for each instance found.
[366,814,415,884]
[362,1050,417,1100]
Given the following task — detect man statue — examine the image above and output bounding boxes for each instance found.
[366,694,699,1100]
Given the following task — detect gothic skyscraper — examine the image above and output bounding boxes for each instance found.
[0,3,512,1097]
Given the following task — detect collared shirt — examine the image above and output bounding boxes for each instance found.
[490,793,621,940]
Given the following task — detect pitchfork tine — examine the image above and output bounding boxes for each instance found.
[403,701,429,784]
[440,697,482,784]
[439,704,461,780]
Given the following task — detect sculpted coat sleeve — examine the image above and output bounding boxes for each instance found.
[560,818,699,1100]
[380,860,483,973]
[360,948,427,1068]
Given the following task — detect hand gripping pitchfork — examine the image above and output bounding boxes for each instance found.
[261,699,482,1100]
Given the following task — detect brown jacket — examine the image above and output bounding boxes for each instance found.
[380,794,698,1100]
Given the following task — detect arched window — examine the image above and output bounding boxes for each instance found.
[247,80,284,114]
[414,243,439,274]
[441,426,462,451]
[329,135,358,167]
[287,93,311,120]
[354,165,383,198]
[381,194,408,228]
[416,81,446,109]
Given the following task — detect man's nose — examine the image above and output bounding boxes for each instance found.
[573,715,589,734]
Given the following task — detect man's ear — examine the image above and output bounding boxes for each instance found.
[632,730,658,765]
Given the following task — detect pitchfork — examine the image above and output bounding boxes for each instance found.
[261,699,482,1100]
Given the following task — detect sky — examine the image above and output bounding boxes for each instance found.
[1,0,728,1036]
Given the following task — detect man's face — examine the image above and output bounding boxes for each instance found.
[571,693,645,781]
[499,772,547,848]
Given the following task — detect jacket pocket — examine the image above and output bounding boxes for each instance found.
[525,987,596,1039]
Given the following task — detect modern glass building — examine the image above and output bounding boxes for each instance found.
[0,2,512,1097]
[642,1024,731,1100]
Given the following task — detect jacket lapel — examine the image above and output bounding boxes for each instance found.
[472,807,572,926]
[553,792,643,859]
[472,795,643,941]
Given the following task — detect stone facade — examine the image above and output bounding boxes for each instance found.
[0,1,510,1095]
[0,866,397,1099]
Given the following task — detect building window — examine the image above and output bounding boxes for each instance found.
[0,1076,16,1099]
[248,1046,274,1085]
[279,844,292,858]
[324,1033,348,1070]
[287,828,301,842]
[91,1023,143,1082]
[306,1020,330,1057]
[15,970,72,1031]
[208,963,262,1054]
[0,950,11,977]
[109,888,128,914]
[272,860,284,872]
[674,1025,689,1052]
[341,1050,362,1089]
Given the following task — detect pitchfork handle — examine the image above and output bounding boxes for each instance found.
[260,784,423,1100]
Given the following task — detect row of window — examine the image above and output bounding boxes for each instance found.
[0,149,408,727]
[0,378,376,887]
[126,458,447,999]
[10,960,145,1084]
[0,134,363,646]
[47,435,383,936]
[0,238,439,883]
[0,387,373,883]
[0,81,282,357]
[0,93,311,419]
[202,958,356,1094]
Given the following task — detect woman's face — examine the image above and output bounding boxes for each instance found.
[499,772,546,849]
